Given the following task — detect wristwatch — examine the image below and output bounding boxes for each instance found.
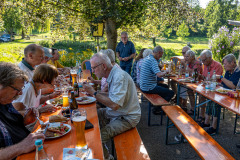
[93,91,98,96]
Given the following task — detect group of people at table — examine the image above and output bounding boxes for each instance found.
[0,31,240,160]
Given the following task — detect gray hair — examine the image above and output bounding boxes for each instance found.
[121,32,128,37]
[91,52,112,68]
[24,44,43,56]
[200,49,212,58]
[223,54,236,64]
[153,46,164,53]
[0,62,28,88]
[182,46,191,54]
[143,49,152,58]
[101,49,115,63]
[185,50,195,58]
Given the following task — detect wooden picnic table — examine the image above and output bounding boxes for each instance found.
[17,102,104,160]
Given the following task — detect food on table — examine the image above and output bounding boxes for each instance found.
[51,98,63,105]
[49,115,68,123]
[216,89,230,93]
[227,91,239,98]
[76,97,90,102]
[44,123,70,138]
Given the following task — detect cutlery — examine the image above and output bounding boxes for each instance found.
[43,124,49,135]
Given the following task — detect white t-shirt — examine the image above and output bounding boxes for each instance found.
[18,61,34,80]
[12,83,38,109]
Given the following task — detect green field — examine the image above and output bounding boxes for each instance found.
[0,33,210,64]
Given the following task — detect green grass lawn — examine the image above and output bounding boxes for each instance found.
[0,33,210,63]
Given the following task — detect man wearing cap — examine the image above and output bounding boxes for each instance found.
[18,44,44,80]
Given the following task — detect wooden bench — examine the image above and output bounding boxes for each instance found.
[162,105,235,160]
[114,127,150,160]
[136,86,170,126]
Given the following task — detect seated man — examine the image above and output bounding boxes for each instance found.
[83,53,141,159]
[199,54,240,134]
[140,46,174,102]
[0,62,44,159]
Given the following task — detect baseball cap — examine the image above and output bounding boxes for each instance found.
[43,47,53,58]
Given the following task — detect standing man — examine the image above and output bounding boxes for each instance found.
[83,53,141,159]
[116,32,136,74]
[18,44,44,80]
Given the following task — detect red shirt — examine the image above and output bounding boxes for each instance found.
[202,60,223,77]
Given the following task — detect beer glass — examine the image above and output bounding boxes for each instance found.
[72,108,87,149]
[70,69,77,86]
[62,88,69,109]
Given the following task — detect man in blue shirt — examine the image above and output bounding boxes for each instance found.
[116,32,136,74]
[140,46,174,102]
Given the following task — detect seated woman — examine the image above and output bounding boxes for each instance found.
[184,50,202,114]
[0,62,44,159]
[199,54,240,134]
[136,49,152,86]
[13,64,59,118]
[131,48,146,83]
[47,48,70,75]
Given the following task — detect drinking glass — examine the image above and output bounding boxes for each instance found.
[62,88,69,109]
[70,69,78,86]
[72,109,87,149]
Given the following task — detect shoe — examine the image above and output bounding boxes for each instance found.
[205,127,216,134]
[174,134,187,143]
[198,121,210,128]
[236,144,240,148]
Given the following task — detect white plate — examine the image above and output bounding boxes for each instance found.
[37,122,71,139]
[46,98,64,106]
[216,88,232,94]
[76,97,96,104]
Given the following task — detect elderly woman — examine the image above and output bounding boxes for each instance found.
[13,64,60,116]
[88,49,120,92]
[131,48,146,83]
[136,49,152,86]
[184,50,203,114]
[0,62,44,159]
[199,54,240,134]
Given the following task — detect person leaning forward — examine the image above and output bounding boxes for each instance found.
[0,62,45,160]
[82,52,141,160]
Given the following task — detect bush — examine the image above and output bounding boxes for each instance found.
[37,40,52,48]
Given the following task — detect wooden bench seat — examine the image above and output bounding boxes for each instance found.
[162,105,234,160]
[114,127,150,160]
[136,85,170,126]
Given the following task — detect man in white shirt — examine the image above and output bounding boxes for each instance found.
[83,53,141,160]
[18,44,44,80]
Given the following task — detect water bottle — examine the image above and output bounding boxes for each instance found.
[35,139,49,160]
[185,64,189,78]
[205,72,211,91]
[178,64,182,78]
[210,70,216,91]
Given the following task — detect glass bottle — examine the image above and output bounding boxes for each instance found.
[178,64,182,78]
[73,82,79,97]
[70,91,78,110]
[205,72,211,91]
[210,70,216,91]
[35,139,49,160]
[185,64,189,78]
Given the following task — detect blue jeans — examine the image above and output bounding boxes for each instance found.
[142,84,174,102]
[120,65,132,74]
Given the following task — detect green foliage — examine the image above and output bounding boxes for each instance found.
[176,22,190,38]
[209,26,240,62]
[37,40,52,48]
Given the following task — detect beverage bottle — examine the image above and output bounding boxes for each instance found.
[35,139,49,160]
[178,64,182,78]
[205,72,211,91]
[185,64,189,78]
[73,82,79,97]
[70,91,78,121]
[210,70,217,91]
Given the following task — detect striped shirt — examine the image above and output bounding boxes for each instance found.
[140,54,160,91]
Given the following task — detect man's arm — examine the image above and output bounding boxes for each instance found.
[123,53,136,61]
[116,52,122,61]
[12,102,25,116]
[221,78,236,89]
[0,133,45,160]
[156,71,166,78]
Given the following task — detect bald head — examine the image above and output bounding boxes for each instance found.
[24,44,43,57]
[23,44,44,67]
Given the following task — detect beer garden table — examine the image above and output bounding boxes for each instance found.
[169,76,240,134]
[17,102,104,160]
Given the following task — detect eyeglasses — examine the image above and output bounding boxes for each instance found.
[91,63,103,71]
[9,85,25,93]
[201,58,208,62]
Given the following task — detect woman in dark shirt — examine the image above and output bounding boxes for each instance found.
[0,62,44,159]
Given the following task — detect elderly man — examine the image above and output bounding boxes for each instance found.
[198,50,223,122]
[18,44,44,80]
[199,54,240,134]
[140,46,174,103]
[116,32,136,74]
[42,47,53,63]
[83,53,141,159]
[0,62,44,159]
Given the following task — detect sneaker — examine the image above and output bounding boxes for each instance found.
[205,127,216,134]
[198,121,210,128]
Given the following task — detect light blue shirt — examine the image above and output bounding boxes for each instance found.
[140,54,160,91]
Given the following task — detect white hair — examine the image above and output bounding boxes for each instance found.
[186,50,195,58]
[101,49,115,63]
[153,46,163,53]
[200,49,212,58]
[143,49,153,58]
[91,52,112,68]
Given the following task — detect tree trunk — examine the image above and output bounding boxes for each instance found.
[153,37,156,47]
[21,30,25,39]
[105,18,117,53]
